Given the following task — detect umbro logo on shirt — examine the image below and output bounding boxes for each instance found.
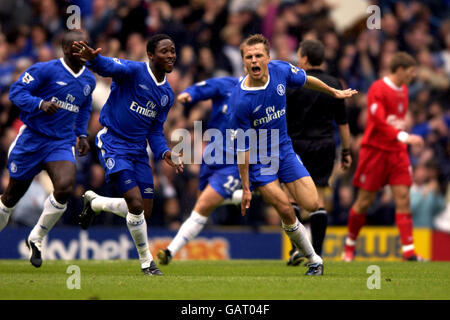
[139,84,149,90]
[253,105,263,113]
[144,187,153,194]
[56,81,68,86]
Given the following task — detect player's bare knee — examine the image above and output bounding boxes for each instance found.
[1,192,19,208]
[277,203,295,222]
[53,184,73,204]
[126,198,144,215]
[354,201,370,214]
[304,199,319,212]
[395,197,410,212]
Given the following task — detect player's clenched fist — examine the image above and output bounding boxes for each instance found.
[177,92,192,104]
[40,101,59,115]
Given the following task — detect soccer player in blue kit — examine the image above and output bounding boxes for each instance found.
[73,34,183,276]
[230,34,357,275]
[0,30,95,268]
[157,77,243,265]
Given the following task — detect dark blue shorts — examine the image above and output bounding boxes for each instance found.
[249,143,310,190]
[198,164,241,199]
[7,125,76,180]
[96,127,154,199]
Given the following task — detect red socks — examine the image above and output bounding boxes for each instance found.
[346,207,366,244]
[395,212,415,259]
[344,210,416,260]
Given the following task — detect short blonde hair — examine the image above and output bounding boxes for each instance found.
[240,34,270,57]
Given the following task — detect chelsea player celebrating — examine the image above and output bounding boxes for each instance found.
[73,34,183,276]
[230,34,357,276]
[0,30,95,268]
[157,77,243,265]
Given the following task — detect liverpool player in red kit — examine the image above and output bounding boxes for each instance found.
[342,52,425,262]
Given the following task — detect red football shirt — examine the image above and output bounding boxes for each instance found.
[361,76,409,151]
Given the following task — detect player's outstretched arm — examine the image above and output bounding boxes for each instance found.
[73,41,132,79]
[304,76,358,99]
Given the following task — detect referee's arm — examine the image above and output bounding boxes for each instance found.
[304,76,357,99]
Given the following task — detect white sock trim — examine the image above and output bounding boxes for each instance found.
[309,209,327,216]
[402,244,415,252]
[126,212,145,225]
[49,193,66,210]
[345,237,356,246]
[282,219,300,232]
[191,211,208,225]
[0,198,14,214]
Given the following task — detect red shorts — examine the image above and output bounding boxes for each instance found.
[353,146,412,192]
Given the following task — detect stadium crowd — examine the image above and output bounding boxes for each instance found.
[0,0,449,231]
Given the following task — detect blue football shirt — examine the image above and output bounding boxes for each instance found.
[229,60,307,161]
[87,55,174,159]
[9,58,96,141]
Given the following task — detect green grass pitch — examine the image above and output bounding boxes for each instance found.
[1,260,449,300]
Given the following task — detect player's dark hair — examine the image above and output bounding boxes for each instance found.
[146,34,173,54]
[390,52,417,73]
[61,29,86,48]
[299,39,325,66]
[240,34,270,57]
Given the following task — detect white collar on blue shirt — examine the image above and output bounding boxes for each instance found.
[59,58,85,78]
[147,62,166,86]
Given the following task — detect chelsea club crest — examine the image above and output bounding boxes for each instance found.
[161,95,169,107]
[83,84,91,96]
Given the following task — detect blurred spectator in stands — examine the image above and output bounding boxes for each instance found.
[410,162,446,228]
[216,25,243,78]
[330,182,354,225]
[126,32,147,61]
[116,0,148,47]
[6,26,31,61]
[0,0,32,33]
[29,24,52,61]
[365,187,396,226]
[270,32,297,64]
[38,0,64,38]
[84,0,115,43]
[0,33,15,93]
[416,48,450,92]
[196,46,218,81]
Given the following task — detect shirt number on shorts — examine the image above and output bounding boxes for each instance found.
[223,175,240,193]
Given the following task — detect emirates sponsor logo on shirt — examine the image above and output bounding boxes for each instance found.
[253,106,285,126]
[129,100,157,118]
[51,95,80,113]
